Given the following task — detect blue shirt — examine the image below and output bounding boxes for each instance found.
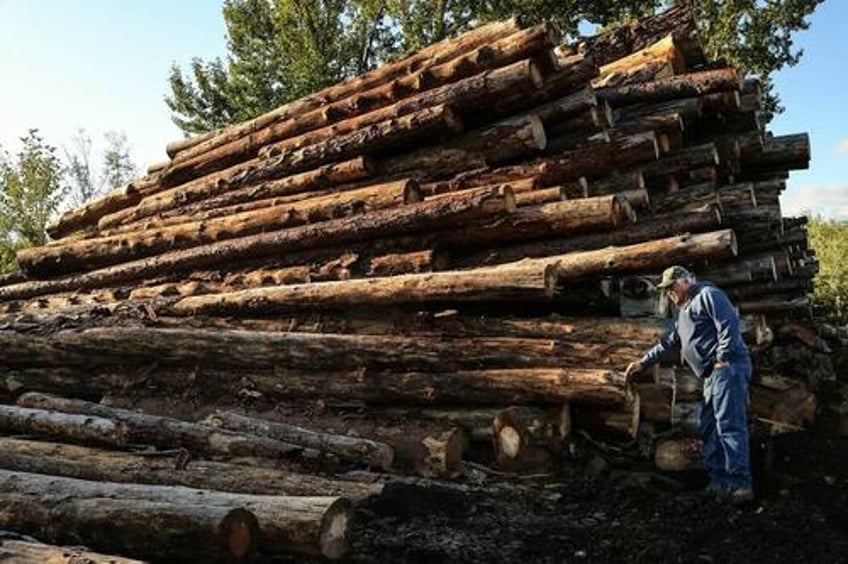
[640,281,750,379]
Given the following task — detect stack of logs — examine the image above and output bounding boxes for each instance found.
[0,4,817,561]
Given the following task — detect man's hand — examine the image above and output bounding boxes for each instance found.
[624,361,643,381]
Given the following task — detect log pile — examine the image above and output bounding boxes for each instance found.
[0,4,818,561]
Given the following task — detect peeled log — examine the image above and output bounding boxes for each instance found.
[15,394,305,460]
[204,410,394,470]
[0,469,352,560]
[19,179,420,275]
[0,539,145,564]
[0,186,512,297]
[0,437,383,500]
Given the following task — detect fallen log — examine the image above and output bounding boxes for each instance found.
[204,411,394,470]
[0,437,383,499]
[0,469,352,560]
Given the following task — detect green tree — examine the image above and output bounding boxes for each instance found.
[65,129,137,208]
[808,216,848,324]
[0,130,68,272]
[166,0,823,135]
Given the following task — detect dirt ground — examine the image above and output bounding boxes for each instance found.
[343,431,848,563]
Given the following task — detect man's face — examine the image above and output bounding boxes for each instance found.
[666,277,691,306]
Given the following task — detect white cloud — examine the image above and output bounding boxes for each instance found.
[781,184,848,221]
[838,139,848,155]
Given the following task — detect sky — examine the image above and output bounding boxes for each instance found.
[0,0,845,218]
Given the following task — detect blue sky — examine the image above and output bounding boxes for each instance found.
[0,0,845,218]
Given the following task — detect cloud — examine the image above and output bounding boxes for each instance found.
[781,184,848,221]
[838,139,848,155]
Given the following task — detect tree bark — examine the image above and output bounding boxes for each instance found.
[204,410,394,470]
[0,437,383,500]
[593,35,684,89]
[1,186,512,297]
[46,182,143,240]
[0,469,352,560]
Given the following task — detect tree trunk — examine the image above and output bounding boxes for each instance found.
[0,469,352,560]
[0,437,383,500]
[1,186,512,297]
[204,410,394,470]
[15,394,306,460]
[0,539,146,563]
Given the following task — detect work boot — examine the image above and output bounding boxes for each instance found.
[728,488,755,506]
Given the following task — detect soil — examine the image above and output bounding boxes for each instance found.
[342,431,848,564]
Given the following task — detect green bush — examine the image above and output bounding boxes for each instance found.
[808,217,848,324]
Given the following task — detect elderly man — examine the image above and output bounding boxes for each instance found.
[625,265,754,504]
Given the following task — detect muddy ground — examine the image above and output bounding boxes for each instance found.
[342,431,848,563]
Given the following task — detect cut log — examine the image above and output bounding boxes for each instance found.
[655,438,702,471]
[378,114,546,177]
[171,57,544,182]
[1,186,512,297]
[643,143,719,179]
[580,3,702,67]
[514,186,567,206]
[204,410,394,470]
[493,404,571,464]
[594,35,685,87]
[99,157,373,230]
[0,437,383,499]
[162,18,521,165]
[452,206,722,268]
[741,133,810,173]
[598,67,741,107]
[0,469,352,560]
[15,394,307,460]
[45,182,143,240]
[2,328,643,374]
[0,539,146,564]
[166,129,216,158]
[0,405,130,447]
[19,179,420,275]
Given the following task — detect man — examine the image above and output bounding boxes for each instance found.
[625,265,754,504]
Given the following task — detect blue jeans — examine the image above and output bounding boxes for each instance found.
[700,359,752,490]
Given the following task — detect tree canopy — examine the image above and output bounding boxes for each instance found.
[166,0,823,135]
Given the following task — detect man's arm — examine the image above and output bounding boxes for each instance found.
[639,320,680,368]
[702,287,739,363]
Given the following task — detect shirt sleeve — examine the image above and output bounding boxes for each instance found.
[702,287,739,363]
[640,316,680,368]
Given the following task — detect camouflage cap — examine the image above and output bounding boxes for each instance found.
[656,265,693,289]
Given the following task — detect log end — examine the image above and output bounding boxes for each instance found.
[220,507,261,561]
[528,60,545,89]
[320,497,353,560]
[655,438,701,471]
[528,115,547,151]
[404,179,424,204]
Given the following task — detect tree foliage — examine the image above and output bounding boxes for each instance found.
[0,130,68,272]
[166,0,823,134]
[808,217,848,324]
